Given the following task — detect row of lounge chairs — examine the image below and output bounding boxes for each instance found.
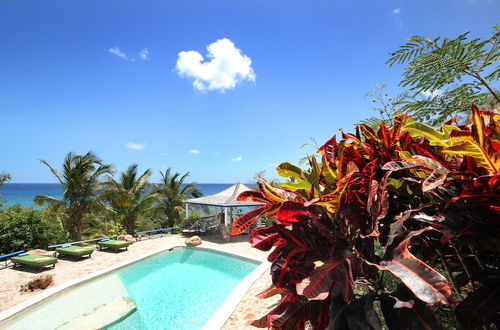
[3,239,132,271]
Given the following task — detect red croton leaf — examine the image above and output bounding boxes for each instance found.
[376,228,454,305]
[230,203,280,235]
[259,178,287,203]
[276,201,318,224]
[274,187,308,202]
[249,225,280,251]
[255,295,330,330]
[391,113,410,141]
[339,146,365,177]
[455,174,500,212]
[237,190,270,204]
[318,134,339,164]
[380,284,443,330]
[296,259,347,300]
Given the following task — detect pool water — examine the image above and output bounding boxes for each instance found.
[5,247,259,330]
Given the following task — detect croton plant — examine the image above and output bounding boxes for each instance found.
[230,104,500,329]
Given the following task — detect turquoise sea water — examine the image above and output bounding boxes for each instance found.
[5,248,259,330]
[0,183,241,208]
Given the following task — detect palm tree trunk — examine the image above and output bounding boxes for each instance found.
[75,223,82,242]
[166,216,174,229]
[125,216,136,235]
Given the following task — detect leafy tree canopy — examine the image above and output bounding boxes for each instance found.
[34,151,113,241]
[366,26,499,126]
[154,168,202,228]
[102,163,159,235]
[0,205,67,254]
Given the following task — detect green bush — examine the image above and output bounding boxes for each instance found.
[0,205,67,254]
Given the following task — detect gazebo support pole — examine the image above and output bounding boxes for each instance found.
[185,204,189,221]
[224,208,228,226]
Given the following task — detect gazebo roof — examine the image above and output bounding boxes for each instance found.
[185,183,264,207]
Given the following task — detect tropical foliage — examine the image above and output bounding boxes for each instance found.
[365,26,499,128]
[0,173,9,186]
[231,105,500,329]
[388,25,499,124]
[34,152,113,241]
[0,172,10,208]
[154,168,202,228]
[0,205,67,254]
[102,164,158,235]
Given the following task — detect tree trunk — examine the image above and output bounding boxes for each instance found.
[75,222,82,242]
[125,216,136,235]
[166,216,174,229]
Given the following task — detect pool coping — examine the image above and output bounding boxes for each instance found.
[0,243,270,329]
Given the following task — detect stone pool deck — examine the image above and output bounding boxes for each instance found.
[0,233,279,329]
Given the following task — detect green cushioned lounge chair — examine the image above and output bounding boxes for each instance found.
[11,254,57,270]
[97,239,131,252]
[55,245,94,259]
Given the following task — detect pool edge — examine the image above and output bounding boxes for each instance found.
[201,254,270,330]
[0,243,267,328]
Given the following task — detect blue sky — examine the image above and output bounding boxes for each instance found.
[1,0,499,183]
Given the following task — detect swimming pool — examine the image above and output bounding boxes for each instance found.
[2,247,260,329]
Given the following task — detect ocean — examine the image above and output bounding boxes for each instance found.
[0,183,243,208]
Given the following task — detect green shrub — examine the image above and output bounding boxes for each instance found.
[0,205,67,254]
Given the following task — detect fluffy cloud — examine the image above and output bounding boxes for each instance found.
[421,89,444,98]
[393,8,401,14]
[232,156,243,162]
[125,142,146,150]
[189,149,200,154]
[176,38,255,92]
[108,47,150,62]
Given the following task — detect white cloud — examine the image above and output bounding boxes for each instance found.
[138,48,150,61]
[125,142,146,150]
[232,156,243,162]
[189,149,200,154]
[108,47,150,62]
[176,38,256,92]
[161,152,168,156]
[421,89,444,98]
[393,8,401,14]
[109,47,128,60]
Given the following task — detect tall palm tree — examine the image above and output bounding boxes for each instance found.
[34,152,113,241]
[154,168,202,228]
[102,164,158,235]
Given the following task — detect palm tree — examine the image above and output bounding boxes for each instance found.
[154,168,202,228]
[34,152,113,241]
[102,164,158,235]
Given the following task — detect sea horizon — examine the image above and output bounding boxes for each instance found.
[0,182,251,208]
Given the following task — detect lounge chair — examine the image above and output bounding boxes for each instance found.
[182,222,207,236]
[97,239,131,252]
[55,245,94,259]
[11,253,58,270]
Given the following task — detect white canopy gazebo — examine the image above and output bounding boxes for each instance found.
[185,183,264,226]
